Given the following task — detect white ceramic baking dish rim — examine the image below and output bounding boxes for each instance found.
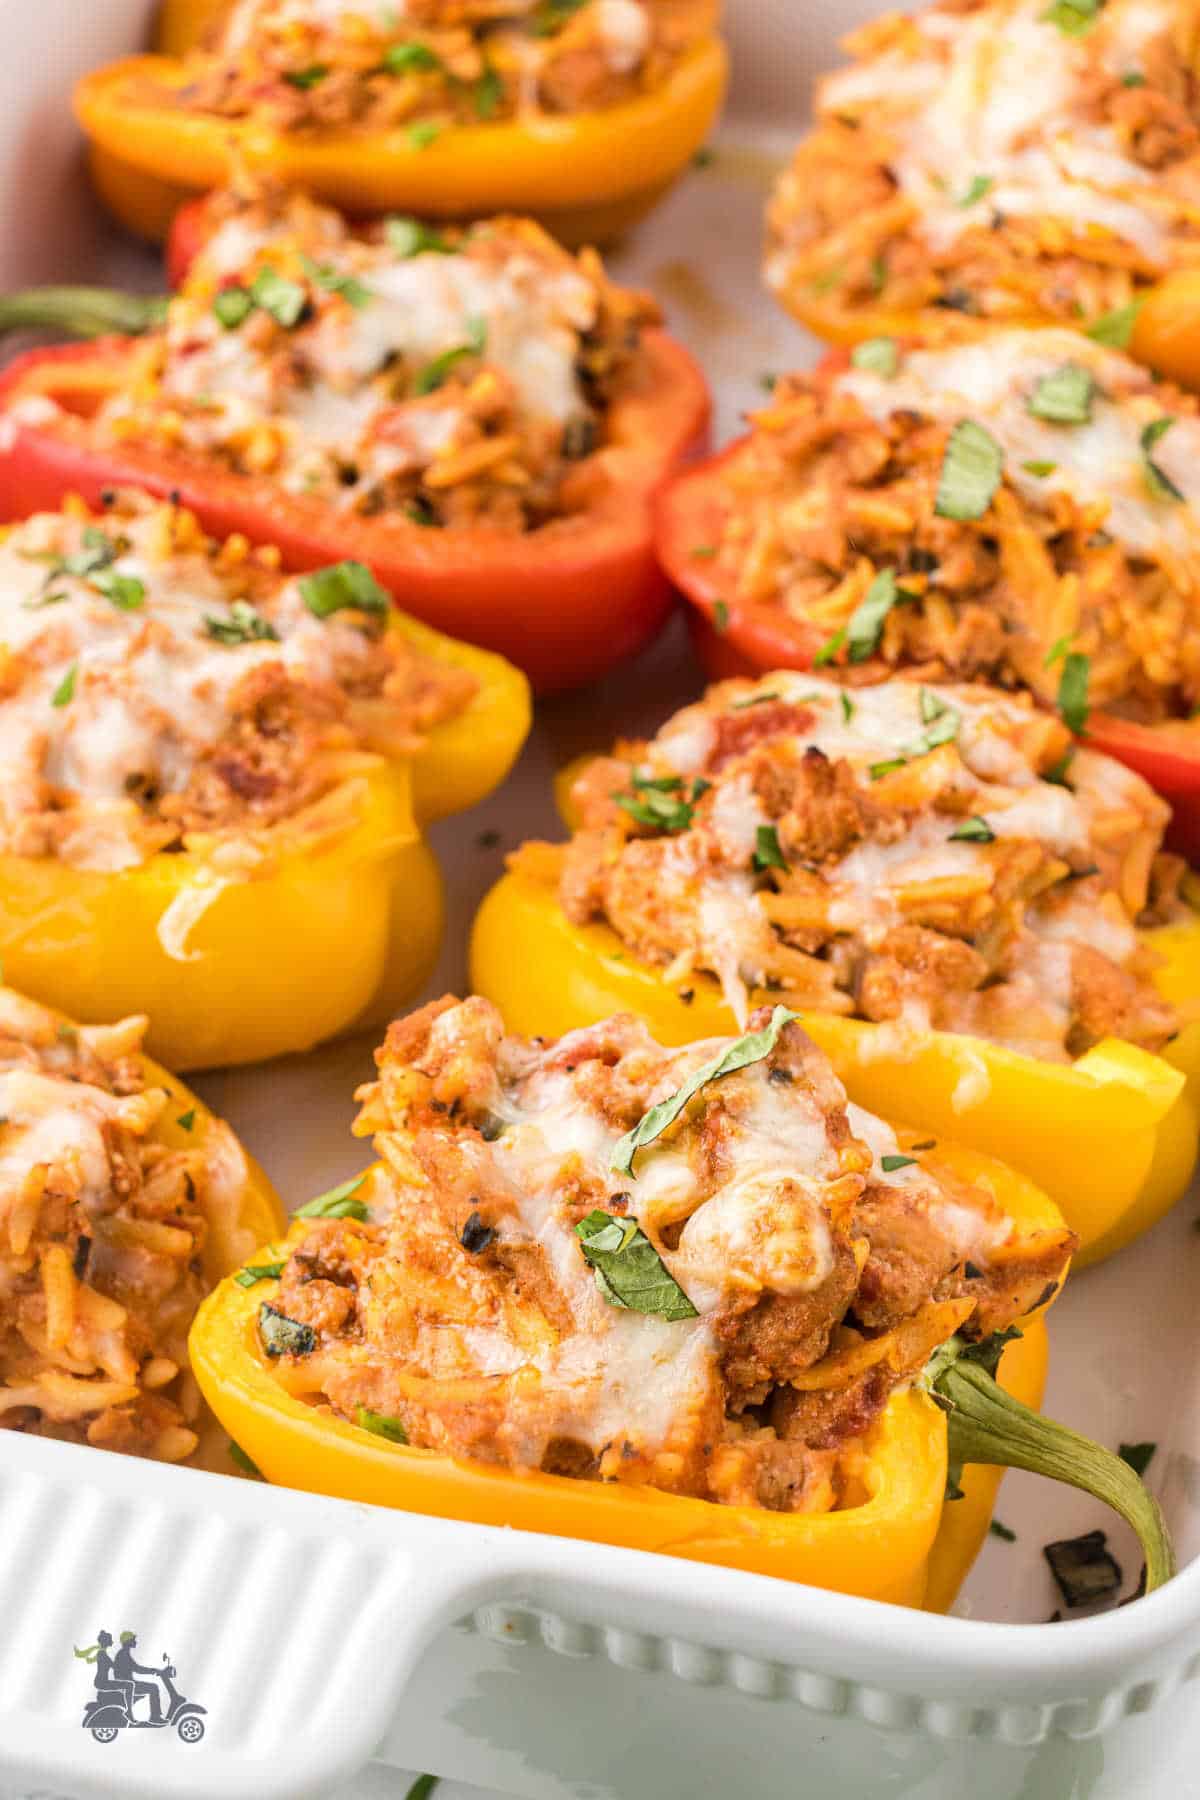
[2,1431,1199,1800]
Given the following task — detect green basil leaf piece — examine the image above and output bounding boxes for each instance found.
[296,1173,369,1221]
[234,1261,286,1288]
[934,419,1004,521]
[249,266,308,329]
[850,336,898,377]
[1057,651,1091,734]
[1028,364,1094,425]
[258,1303,316,1357]
[612,1006,800,1175]
[575,1210,698,1321]
[203,600,279,646]
[949,816,995,843]
[1141,417,1185,502]
[356,1406,409,1443]
[299,560,390,618]
[1085,298,1143,348]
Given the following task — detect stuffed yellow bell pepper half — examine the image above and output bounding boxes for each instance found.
[76,0,728,246]
[0,491,529,1070]
[473,673,1200,1264]
[0,984,284,1471]
[192,995,1174,1608]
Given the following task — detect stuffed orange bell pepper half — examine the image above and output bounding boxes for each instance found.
[474,673,1200,1264]
[191,994,1174,1609]
[764,0,1200,394]
[76,0,728,247]
[0,489,528,1071]
[0,183,709,692]
[658,328,1200,860]
[0,984,284,1473]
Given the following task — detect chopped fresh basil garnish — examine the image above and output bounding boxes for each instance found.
[950,816,995,843]
[901,692,961,759]
[176,1109,196,1131]
[299,559,390,619]
[956,174,994,208]
[575,1210,698,1321]
[386,216,452,257]
[1119,1441,1156,1478]
[1028,364,1094,425]
[533,0,589,33]
[355,1406,409,1443]
[203,600,279,646]
[1121,69,1147,86]
[847,568,909,662]
[407,121,443,150]
[840,691,855,723]
[1042,0,1104,34]
[300,255,371,309]
[50,664,77,708]
[1022,459,1057,477]
[413,315,487,394]
[1044,1529,1122,1607]
[934,419,1004,521]
[214,286,254,330]
[258,1303,316,1358]
[284,64,329,88]
[989,1520,1017,1542]
[91,569,145,611]
[249,266,308,329]
[1045,634,1073,667]
[690,544,717,559]
[1086,298,1142,348]
[814,626,847,667]
[713,599,729,633]
[850,336,898,377]
[234,1261,285,1288]
[383,41,441,72]
[612,1006,799,1175]
[869,757,906,780]
[1141,417,1184,501]
[754,824,789,873]
[1057,651,1091,734]
[881,1153,917,1172]
[295,1173,369,1221]
[614,771,706,835]
[473,62,504,117]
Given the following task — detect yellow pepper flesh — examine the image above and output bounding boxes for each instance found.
[191,1147,1060,1608]
[75,39,729,247]
[470,867,1200,1264]
[0,611,527,1072]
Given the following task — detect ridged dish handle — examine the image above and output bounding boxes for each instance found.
[0,1436,510,1800]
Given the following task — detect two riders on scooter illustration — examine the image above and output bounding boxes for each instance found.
[74,1630,207,1744]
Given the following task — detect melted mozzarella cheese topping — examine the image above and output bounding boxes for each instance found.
[838,329,1200,561]
[0,510,376,870]
[416,1013,852,1462]
[624,672,1161,1028]
[821,0,1177,264]
[144,220,600,502]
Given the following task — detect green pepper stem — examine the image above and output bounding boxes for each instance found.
[0,287,168,340]
[937,1359,1176,1594]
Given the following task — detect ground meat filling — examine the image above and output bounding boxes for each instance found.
[259,995,1075,1515]
[0,989,252,1462]
[0,491,475,870]
[517,674,1188,1059]
[157,1,714,132]
[766,0,1200,333]
[707,330,1200,724]
[82,185,658,528]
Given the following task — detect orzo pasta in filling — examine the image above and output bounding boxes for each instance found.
[0,991,251,1461]
[0,490,475,871]
[161,1,716,132]
[766,0,1200,332]
[71,186,658,527]
[708,330,1200,724]
[515,674,1188,1058]
[257,995,1073,1511]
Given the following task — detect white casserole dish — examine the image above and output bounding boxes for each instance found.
[1,2,1199,1795]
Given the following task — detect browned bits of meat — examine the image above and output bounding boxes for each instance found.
[774,746,873,865]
